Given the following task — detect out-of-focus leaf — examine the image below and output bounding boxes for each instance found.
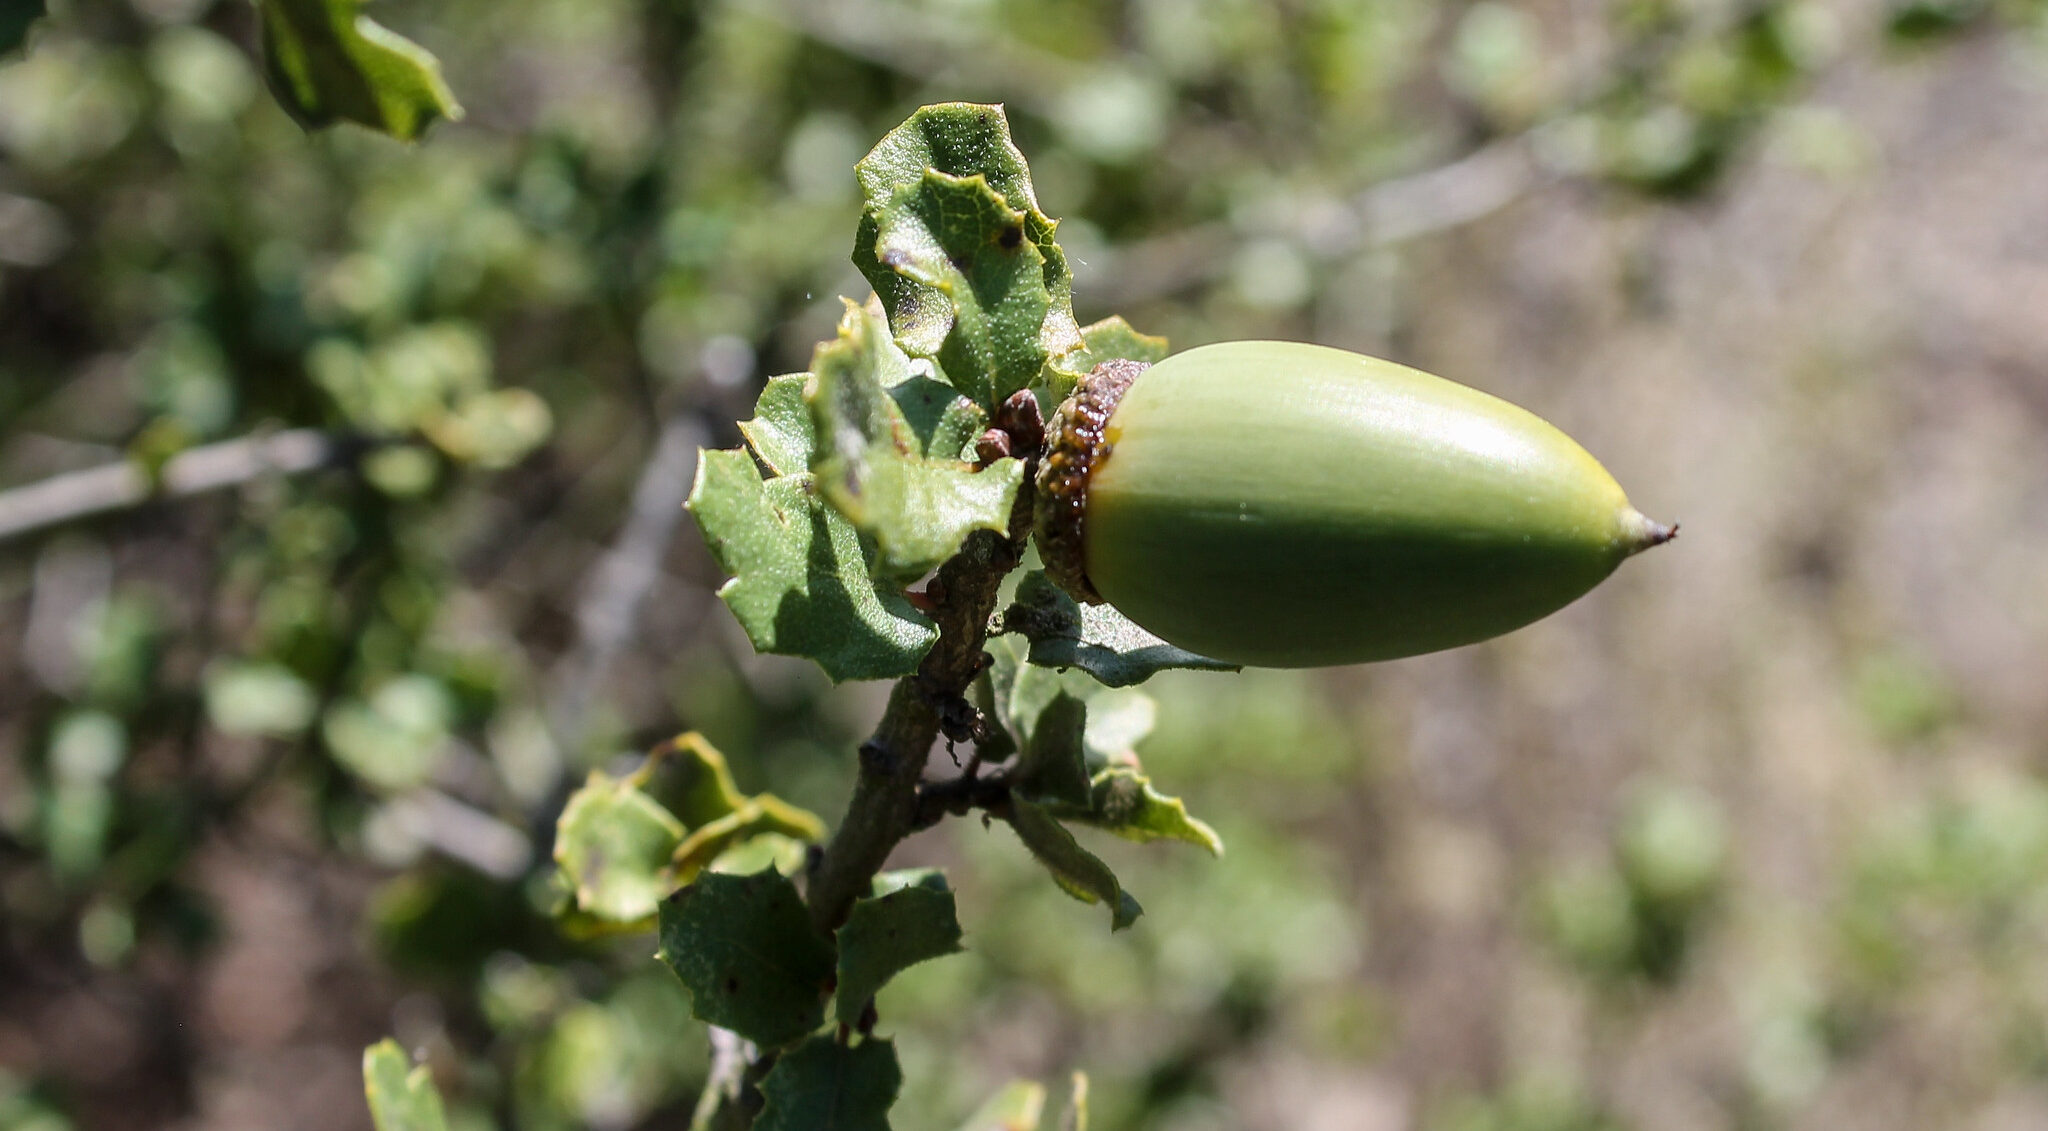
[956,1080,1046,1131]
[708,832,809,878]
[323,674,453,791]
[855,103,1082,408]
[204,661,317,737]
[553,770,685,927]
[739,374,818,477]
[1062,1072,1089,1131]
[363,1040,451,1131]
[1000,570,1238,687]
[419,387,552,469]
[687,447,937,682]
[755,1035,901,1131]
[834,875,964,1023]
[671,796,826,885]
[1042,769,1223,856]
[553,734,826,930]
[642,732,749,829]
[809,301,1023,578]
[257,0,462,140]
[0,0,42,57]
[1007,799,1142,931]
[656,869,835,1048]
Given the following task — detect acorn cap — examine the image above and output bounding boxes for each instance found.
[1034,358,1145,604]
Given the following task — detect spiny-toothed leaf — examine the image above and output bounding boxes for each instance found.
[809,302,1024,577]
[811,300,920,457]
[755,1036,901,1131]
[740,374,818,477]
[820,452,1024,580]
[672,795,826,885]
[363,1040,451,1131]
[1044,769,1224,856]
[856,103,1082,403]
[956,1080,1046,1131]
[1039,315,1171,411]
[687,447,937,682]
[553,769,685,926]
[1001,570,1238,687]
[657,870,835,1048]
[889,373,988,462]
[1008,798,1142,931]
[257,0,462,141]
[867,169,1052,408]
[1011,691,1091,807]
[834,876,964,1024]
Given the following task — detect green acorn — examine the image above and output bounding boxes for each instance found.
[1033,341,1674,667]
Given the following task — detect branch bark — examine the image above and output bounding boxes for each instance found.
[804,463,1037,935]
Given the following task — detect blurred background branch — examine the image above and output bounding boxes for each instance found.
[0,429,356,543]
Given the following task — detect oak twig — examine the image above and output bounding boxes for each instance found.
[803,418,1040,934]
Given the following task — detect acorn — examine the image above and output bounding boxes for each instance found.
[1033,341,1674,667]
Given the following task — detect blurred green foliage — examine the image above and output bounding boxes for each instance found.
[5,0,2048,1130]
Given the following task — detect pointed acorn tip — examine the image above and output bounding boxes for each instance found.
[1621,508,1679,556]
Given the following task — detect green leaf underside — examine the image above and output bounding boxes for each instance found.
[755,1036,902,1131]
[1012,691,1092,807]
[834,881,965,1023]
[257,0,462,141]
[0,0,43,57]
[1044,769,1223,856]
[983,635,1156,764]
[1003,571,1239,687]
[553,770,686,924]
[363,1040,451,1131]
[739,374,817,477]
[1008,798,1143,931]
[1040,316,1172,410]
[657,870,836,1048]
[856,104,1083,409]
[956,1081,1047,1131]
[810,297,1024,579]
[688,447,936,682]
[982,636,1221,851]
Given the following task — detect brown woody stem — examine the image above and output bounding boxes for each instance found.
[804,402,1040,934]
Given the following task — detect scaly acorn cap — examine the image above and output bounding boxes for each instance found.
[1032,341,1675,667]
